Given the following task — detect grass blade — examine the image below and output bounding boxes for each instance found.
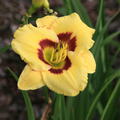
[102,31,120,46]
[70,0,92,26]
[92,10,120,60]
[51,94,66,120]
[95,0,104,30]
[0,45,11,54]
[86,70,120,120]
[63,0,72,14]
[110,47,120,66]
[100,79,120,120]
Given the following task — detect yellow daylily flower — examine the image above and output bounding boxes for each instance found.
[11,13,96,96]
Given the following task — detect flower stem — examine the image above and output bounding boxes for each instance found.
[7,67,35,120]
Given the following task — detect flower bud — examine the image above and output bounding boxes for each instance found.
[32,0,50,9]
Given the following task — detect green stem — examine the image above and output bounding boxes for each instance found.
[44,86,49,103]
[28,5,37,15]
[7,68,35,120]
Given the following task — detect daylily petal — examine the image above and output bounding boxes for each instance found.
[68,50,96,73]
[42,52,88,96]
[67,52,88,90]
[51,13,95,52]
[11,24,58,70]
[79,50,96,73]
[18,65,44,90]
[42,71,80,96]
[36,15,57,29]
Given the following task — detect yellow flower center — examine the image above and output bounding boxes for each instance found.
[43,42,68,68]
[50,42,68,63]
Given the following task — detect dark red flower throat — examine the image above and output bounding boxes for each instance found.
[38,32,76,74]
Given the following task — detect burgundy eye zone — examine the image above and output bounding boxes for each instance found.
[38,32,76,74]
[38,49,49,65]
[57,32,76,51]
[39,39,57,49]
[49,57,71,74]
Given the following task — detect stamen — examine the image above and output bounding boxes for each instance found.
[50,48,55,62]
[58,49,63,62]
[45,42,68,65]
[53,52,59,63]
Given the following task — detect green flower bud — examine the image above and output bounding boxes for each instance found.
[32,0,50,9]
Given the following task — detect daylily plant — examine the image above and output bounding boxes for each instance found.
[11,13,96,96]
